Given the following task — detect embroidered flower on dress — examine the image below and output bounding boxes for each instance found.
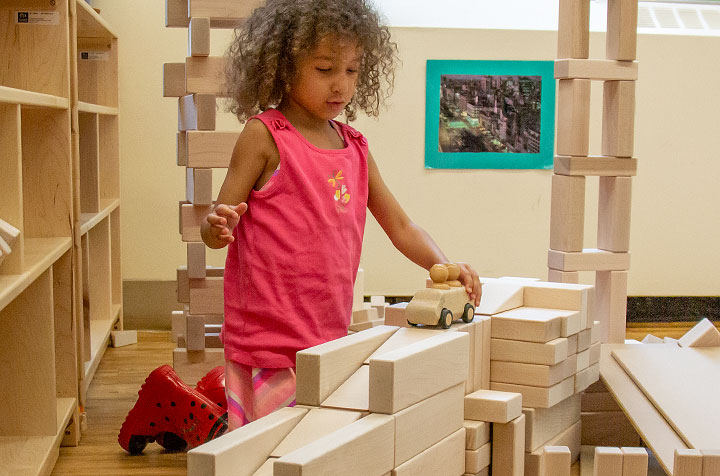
[328,170,344,188]
[328,170,351,211]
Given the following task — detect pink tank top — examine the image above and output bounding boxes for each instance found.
[222,109,369,368]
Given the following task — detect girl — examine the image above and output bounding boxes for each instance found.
[201,0,482,430]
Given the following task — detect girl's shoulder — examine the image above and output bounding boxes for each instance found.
[333,121,368,147]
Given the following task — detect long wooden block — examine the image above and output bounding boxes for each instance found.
[393,384,464,466]
[674,449,704,476]
[491,337,569,366]
[321,365,369,411]
[492,307,573,343]
[189,17,210,57]
[186,167,213,205]
[678,318,720,347]
[491,376,574,409]
[164,62,186,97]
[178,265,223,303]
[464,389,522,424]
[574,363,600,393]
[548,249,630,272]
[179,93,217,131]
[187,241,207,279]
[700,449,720,476]
[274,414,395,476]
[594,271,628,344]
[491,355,576,388]
[180,202,212,242]
[554,156,638,177]
[525,420,582,476]
[188,0,262,21]
[606,0,639,60]
[581,391,621,412]
[187,406,307,476]
[557,79,591,157]
[555,59,638,81]
[187,130,239,168]
[270,408,363,457]
[177,131,188,166]
[186,312,206,351]
[466,441,492,474]
[523,393,581,452]
[296,326,397,406]
[392,428,466,476]
[111,330,137,347]
[598,177,632,253]
[186,56,227,95]
[568,334,579,354]
[539,446,572,476]
[589,342,601,365]
[189,276,223,315]
[549,270,580,284]
[250,459,276,476]
[493,414,526,476]
[576,348,590,372]
[474,279,524,315]
[557,0,589,59]
[602,81,635,158]
[369,332,468,414]
[480,315,491,390]
[577,328,592,352]
[523,282,594,330]
[622,447,648,476]
[352,307,378,325]
[580,412,641,447]
[464,420,490,451]
[550,174,585,252]
[593,447,623,476]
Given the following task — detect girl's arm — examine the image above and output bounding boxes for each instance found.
[201,120,272,249]
[366,151,482,305]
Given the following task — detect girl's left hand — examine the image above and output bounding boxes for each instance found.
[456,262,482,307]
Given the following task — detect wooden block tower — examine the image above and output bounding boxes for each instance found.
[550,0,640,345]
[163,0,263,382]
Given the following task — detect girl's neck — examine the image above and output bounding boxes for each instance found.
[277,99,335,133]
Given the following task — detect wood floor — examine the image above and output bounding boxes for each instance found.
[51,324,697,476]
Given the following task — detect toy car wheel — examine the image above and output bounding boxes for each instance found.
[440,308,453,329]
[407,319,419,327]
[462,303,474,323]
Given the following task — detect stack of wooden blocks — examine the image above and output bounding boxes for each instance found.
[550,0,639,345]
[580,379,641,448]
[0,218,20,267]
[163,0,264,382]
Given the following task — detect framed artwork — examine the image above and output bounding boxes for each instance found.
[425,60,556,169]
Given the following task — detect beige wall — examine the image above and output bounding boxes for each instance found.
[96,1,720,297]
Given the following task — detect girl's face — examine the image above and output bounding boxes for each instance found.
[287,35,362,121]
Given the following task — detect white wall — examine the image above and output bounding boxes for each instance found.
[95,1,720,296]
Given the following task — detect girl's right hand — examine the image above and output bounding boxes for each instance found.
[206,203,248,244]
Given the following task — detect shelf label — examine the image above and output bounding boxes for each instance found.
[15,11,60,25]
[80,51,109,61]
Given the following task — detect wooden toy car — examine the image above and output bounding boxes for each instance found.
[406,263,475,329]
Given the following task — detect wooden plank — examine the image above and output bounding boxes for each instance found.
[474,279,524,315]
[550,174,585,253]
[548,249,630,272]
[296,326,397,406]
[187,131,239,168]
[464,389,522,424]
[187,406,307,476]
[179,94,217,131]
[189,17,210,57]
[491,377,575,409]
[557,0,589,59]
[392,429,466,476]
[270,408,363,457]
[602,81,636,158]
[595,271,628,344]
[606,0,639,60]
[185,56,227,95]
[369,332,469,414]
[491,337,569,366]
[598,177,632,253]
[523,393,581,452]
[493,414,525,476]
[557,79,591,157]
[555,59,638,81]
[163,62,186,97]
[554,156,638,177]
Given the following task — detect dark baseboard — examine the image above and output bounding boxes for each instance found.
[626,296,720,323]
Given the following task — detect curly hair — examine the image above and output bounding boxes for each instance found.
[225,0,398,122]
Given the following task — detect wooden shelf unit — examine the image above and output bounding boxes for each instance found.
[0,1,79,474]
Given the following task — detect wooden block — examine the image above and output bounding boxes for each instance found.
[574,363,599,393]
[550,174,585,253]
[578,328,592,352]
[589,342,601,365]
[593,447,623,476]
[189,277,223,314]
[187,406,307,476]
[110,330,137,347]
[321,365,369,411]
[491,337,569,366]
[348,318,384,333]
[205,332,222,348]
[250,459,276,476]
[466,441,492,474]
[394,384,464,466]
[187,130,238,168]
[557,0,589,59]
[622,447,648,476]
[555,59,639,81]
[492,306,568,343]
[180,202,212,242]
[274,413,394,476]
[523,393,581,452]
[384,302,409,327]
[525,421,582,476]
[491,355,576,387]
[163,62,186,97]
[464,420,490,451]
[554,156,638,177]
[602,81,636,158]
[0,218,20,249]
[464,389,522,424]
[188,0,261,22]
[365,327,446,364]
[595,271,628,344]
[568,334,579,354]
[679,318,720,347]
[178,265,223,303]
[392,428,466,476]
[523,282,594,330]
[585,380,607,393]
[557,79,591,157]
[540,446,572,476]
[186,313,206,351]
[493,414,526,476]
[577,348,590,372]
[351,307,378,324]
[606,0,639,60]
[549,270,580,284]
[166,0,190,27]
[270,408,363,457]
[173,347,225,384]
[369,332,468,414]
[296,326,397,406]
[353,268,364,311]
[0,236,11,260]
[171,310,184,342]
[370,295,385,306]
[187,241,207,279]
[189,17,210,57]
[549,249,630,272]
[179,94,216,131]
[491,377,574,409]
[185,56,227,96]
[186,167,213,205]
[581,391,621,412]
[177,131,188,166]
[640,334,663,344]
[480,315,492,390]
[580,412,641,447]
[474,279,524,315]
[674,449,704,476]
[598,177,632,253]
[700,449,720,476]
